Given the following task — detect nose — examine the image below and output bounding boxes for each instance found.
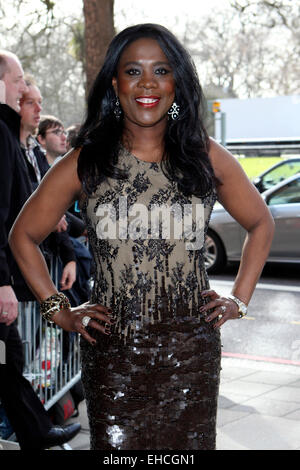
[138,71,157,89]
[35,102,42,112]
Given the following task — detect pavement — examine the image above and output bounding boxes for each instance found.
[1,354,300,451]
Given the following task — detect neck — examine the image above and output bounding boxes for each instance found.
[20,126,31,147]
[123,119,167,162]
[46,152,57,166]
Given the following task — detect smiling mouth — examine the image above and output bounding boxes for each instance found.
[135,96,160,107]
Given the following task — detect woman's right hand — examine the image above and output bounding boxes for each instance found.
[51,302,114,345]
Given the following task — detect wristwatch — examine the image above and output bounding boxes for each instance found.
[228,295,248,318]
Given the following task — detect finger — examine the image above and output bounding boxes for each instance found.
[83,318,113,333]
[78,326,98,345]
[88,304,113,315]
[0,309,16,324]
[84,310,115,325]
[199,299,222,314]
[201,290,220,300]
[60,272,67,286]
[78,322,110,345]
[204,306,228,323]
[63,279,72,290]
[2,312,17,326]
[213,315,228,329]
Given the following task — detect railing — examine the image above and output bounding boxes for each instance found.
[18,255,81,411]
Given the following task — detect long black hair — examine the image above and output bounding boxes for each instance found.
[76,23,215,198]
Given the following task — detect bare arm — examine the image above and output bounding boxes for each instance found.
[9,149,113,343]
[202,138,275,327]
[9,149,82,301]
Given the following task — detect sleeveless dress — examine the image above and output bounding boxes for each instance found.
[80,147,221,450]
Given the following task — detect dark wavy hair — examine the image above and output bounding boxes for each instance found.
[75,23,215,198]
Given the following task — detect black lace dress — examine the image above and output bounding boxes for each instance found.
[80,147,221,450]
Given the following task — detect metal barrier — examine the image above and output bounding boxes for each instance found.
[18,255,81,411]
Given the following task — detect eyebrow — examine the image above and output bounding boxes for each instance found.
[122,60,171,67]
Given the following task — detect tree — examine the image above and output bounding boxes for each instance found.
[231,0,299,34]
[83,0,115,95]
[180,6,299,98]
[0,0,86,125]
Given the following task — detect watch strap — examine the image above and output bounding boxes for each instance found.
[228,294,248,318]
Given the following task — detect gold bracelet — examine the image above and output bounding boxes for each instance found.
[40,292,71,323]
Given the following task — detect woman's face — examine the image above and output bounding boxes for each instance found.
[112,38,175,129]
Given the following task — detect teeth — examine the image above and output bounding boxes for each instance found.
[136,98,159,104]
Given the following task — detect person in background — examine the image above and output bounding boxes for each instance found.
[37,115,67,166]
[19,77,76,292]
[66,123,81,152]
[0,50,80,450]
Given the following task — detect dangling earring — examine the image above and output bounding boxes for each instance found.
[168,102,180,120]
[114,97,122,120]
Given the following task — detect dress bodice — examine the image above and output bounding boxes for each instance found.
[82,147,217,342]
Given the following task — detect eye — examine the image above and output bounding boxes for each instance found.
[125,68,141,76]
[155,68,170,75]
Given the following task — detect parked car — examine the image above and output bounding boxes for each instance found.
[253,157,300,193]
[205,173,300,273]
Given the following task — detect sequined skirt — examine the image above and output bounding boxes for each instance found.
[80,311,221,450]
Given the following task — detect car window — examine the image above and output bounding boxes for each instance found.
[268,178,300,205]
[262,161,300,191]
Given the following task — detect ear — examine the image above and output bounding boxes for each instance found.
[37,134,45,148]
[0,80,6,104]
[112,77,118,96]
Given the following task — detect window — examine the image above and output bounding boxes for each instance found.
[268,177,300,205]
[262,161,300,191]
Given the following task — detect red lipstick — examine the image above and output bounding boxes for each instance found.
[135,96,160,108]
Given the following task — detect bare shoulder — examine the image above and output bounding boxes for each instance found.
[42,147,83,196]
[207,137,245,183]
[206,138,270,231]
[52,147,81,173]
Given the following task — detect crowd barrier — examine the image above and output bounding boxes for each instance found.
[0,254,82,449]
[18,255,81,411]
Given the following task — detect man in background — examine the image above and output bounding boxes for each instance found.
[19,77,77,292]
[37,115,67,166]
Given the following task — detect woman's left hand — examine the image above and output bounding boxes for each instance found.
[200,289,240,329]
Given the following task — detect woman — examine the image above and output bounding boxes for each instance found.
[9,24,274,450]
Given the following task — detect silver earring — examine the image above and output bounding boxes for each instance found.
[168,102,180,120]
[114,97,122,120]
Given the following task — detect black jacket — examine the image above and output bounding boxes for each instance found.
[0,104,35,300]
[21,140,77,267]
